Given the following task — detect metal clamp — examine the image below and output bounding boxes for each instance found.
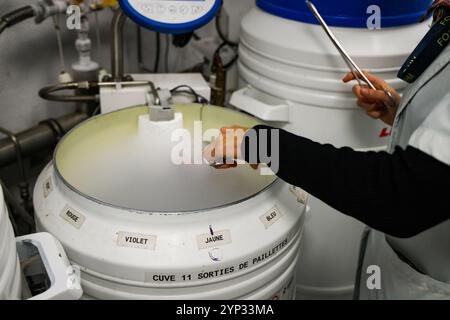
[146,82,174,121]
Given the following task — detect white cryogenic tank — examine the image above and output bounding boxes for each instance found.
[34,104,307,299]
[230,2,430,299]
[0,185,22,299]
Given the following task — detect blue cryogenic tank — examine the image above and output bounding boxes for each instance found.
[257,0,432,27]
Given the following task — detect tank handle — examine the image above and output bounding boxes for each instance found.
[16,232,83,300]
[230,86,290,122]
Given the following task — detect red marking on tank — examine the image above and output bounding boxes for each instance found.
[379,127,391,138]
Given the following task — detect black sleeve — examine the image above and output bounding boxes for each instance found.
[242,125,450,238]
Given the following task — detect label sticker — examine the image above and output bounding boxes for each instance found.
[59,205,86,229]
[289,186,309,205]
[43,177,53,198]
[141,237,291,283]
[116,231,157,250]
[260,207,283,229]
[197,229,232,250]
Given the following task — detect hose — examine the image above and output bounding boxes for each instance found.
[39,82,99,103]
[170,85,209,104]
[214,42,238,70]
[0,128,27,187]
[0,179,34,233]
[7,203,19,236]
[0,6,36,35]
[215,6,238,47]
[154,32,161,73]
[0,127,32,214]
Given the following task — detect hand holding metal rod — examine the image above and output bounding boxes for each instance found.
[305,1,397,109]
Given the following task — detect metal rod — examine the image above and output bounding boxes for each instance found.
[305,1,376,90]
[306,1,397,108]
[342,57,363,87]
[111,9,127,81]
[1,179,34,231]
[99,81,156,87]
[52,14,67,72]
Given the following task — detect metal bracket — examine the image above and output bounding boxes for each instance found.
[98,80,175,120]
[146,82,175,122]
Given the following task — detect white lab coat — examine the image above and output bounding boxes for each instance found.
[357,44,450,300]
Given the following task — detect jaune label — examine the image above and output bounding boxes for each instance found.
[116,231,157,250]
[260,207,283,229]
[197,229,232,250]
[60,206,86,229]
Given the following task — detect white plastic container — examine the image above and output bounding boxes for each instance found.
[0,186,22,300]
[230,8,429,299]
[34,104,307,299]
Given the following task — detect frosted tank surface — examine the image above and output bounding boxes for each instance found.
[55,104,275,213]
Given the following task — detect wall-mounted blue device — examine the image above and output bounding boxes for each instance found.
[119,0,222,34]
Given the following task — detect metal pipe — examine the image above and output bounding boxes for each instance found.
[99,81,161,105]
[111,10,127,81]
[0,112,89,167]
[0,128,26,183]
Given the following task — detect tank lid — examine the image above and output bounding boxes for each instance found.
[256,0,432,28]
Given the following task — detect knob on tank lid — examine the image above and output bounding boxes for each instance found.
[257,0,432,28]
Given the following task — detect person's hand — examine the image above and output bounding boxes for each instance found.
[343,71,401,126]
[203,126,258,169]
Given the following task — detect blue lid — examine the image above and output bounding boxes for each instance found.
[119,0,222,34]
[257,0,432,28]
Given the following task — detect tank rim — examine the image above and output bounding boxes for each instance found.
[52,105,279,215]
